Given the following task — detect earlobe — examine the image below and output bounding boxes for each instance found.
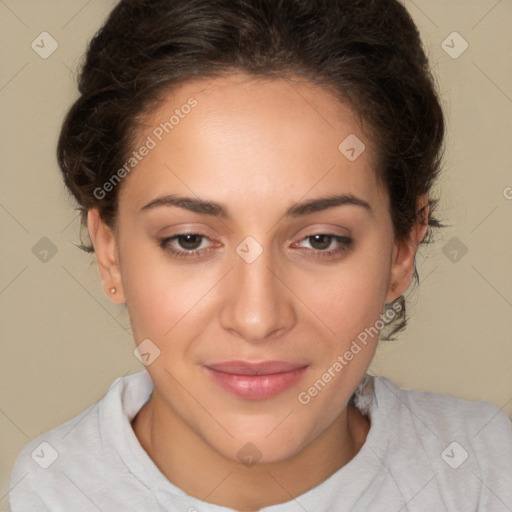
[385,196,429,303]
[87,209,125,303]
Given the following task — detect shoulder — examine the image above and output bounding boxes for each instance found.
[8,399,102,510]
[373,375,512,444]
[8,372,152,510]
[367,374,512,509]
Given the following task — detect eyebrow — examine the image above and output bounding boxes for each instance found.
[140,193,372,218]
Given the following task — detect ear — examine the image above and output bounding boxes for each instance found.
[385,196,429,303]
[87,208,125,304]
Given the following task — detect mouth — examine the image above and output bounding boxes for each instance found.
[203,360,310,400]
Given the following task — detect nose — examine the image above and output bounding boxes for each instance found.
[219,246,297,343]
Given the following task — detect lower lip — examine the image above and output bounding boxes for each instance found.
[204,366,309,400]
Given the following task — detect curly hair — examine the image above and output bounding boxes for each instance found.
[57,0,445,339]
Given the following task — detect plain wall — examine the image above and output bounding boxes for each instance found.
[1,0,511,507]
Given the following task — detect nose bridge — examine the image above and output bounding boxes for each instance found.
[219,246,295,342]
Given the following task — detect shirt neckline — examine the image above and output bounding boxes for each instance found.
[100,371,390,510]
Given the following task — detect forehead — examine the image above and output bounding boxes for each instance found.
[120,73,387,213]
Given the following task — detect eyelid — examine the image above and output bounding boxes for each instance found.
[292,233,352,251]
[287,223,352,245]
[294,221,351,234]
[155,222,218,238]
[295,233,351,245]
[157,224,354,261]
[159,233,220,260]
[160,232,215,248]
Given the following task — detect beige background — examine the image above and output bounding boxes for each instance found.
[1,0,511,507]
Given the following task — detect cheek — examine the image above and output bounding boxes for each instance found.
[120,244,226,343]
[286,250,392,340]
[119,226,392,346]
[120,245,184,338]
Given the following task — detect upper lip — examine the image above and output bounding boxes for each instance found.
[205,360,309,376]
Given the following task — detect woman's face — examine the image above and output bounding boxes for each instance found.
[91,73,420,463]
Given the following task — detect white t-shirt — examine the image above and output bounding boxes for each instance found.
[8,371,512,511]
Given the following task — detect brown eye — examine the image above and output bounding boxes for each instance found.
[308,234,333,250]
[176,234,203,250]
[294,234,353,259]
[160,233,212,257]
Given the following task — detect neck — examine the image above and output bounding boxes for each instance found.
[132,392,370,511]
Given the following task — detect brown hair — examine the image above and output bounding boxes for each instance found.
[57,0,445,338]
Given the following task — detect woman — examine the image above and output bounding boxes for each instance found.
[9,0,512,510]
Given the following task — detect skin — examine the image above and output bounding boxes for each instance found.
[88,73,428,511]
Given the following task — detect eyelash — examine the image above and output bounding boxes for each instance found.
[159,233,353,260]
[159,234,214,260]
[293,234,353,258]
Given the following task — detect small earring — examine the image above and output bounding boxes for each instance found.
[110,287,117,294]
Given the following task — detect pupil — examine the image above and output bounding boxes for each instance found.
[179,234,202,250]
[310,234,331,250]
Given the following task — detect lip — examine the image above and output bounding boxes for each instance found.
[203,360,309,400]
